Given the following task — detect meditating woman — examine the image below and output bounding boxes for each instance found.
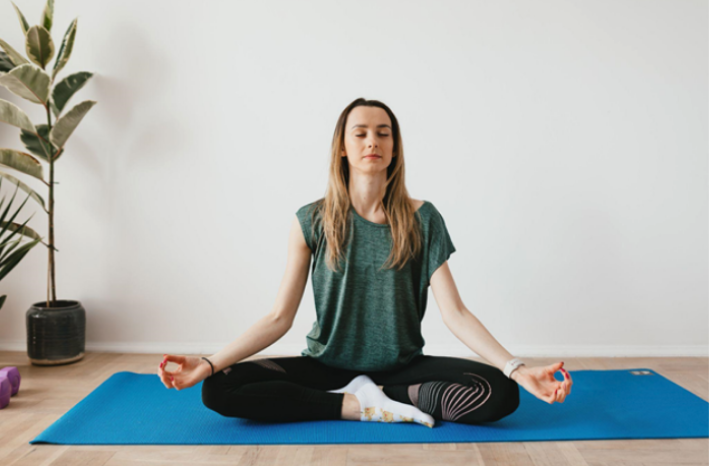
[158,98,573,427]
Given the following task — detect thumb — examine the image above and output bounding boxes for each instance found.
[548,361,563,374]
[165,354,185,363]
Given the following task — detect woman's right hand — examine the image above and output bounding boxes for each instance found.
[158,354,212,390]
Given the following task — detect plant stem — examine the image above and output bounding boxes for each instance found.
[45,104,56,307]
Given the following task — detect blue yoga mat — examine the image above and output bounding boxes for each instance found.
[30,367,708,445]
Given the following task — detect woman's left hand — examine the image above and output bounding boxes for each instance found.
[511,361,572,404]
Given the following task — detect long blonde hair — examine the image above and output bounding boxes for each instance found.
[305,98,423,273]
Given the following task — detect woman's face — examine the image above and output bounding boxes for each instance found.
[342,106,395,174]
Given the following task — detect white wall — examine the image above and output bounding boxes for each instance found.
[0,0,706,359]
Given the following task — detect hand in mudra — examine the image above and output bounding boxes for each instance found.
[157,354,211,390]
[513,361,573,404]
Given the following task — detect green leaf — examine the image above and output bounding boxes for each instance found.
[26,26,55,69]
[0,238,40,281]
[0,184,53,256]
[20,124,62,163]
[41,0,54,32]
[0,170,46,211]
[0,236,23,260]
[0,52,14,72]
[0,236,25,264]
[49,100,96,150]
[0,63,51,105]
[0,182,33,248]
[52,19,77,81]
[51,71,93,118]
[0,295,6,310]
[11,2,30,36]
[0,38,29,67]
[0,148,44,181]
[0,221,41,241]
[0,98,36,133]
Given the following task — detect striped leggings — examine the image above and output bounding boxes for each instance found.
[201,354,520,424]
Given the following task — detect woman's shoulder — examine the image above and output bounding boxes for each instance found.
[296,199,325,224]
[413,198,443,217]
[411,198,425,211]
[413,199,449,231]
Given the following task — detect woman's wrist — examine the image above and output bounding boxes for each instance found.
[200,357,215,377]
[503,357,526,379]
[510,364,528,382]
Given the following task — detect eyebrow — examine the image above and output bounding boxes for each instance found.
[350,124,391,130]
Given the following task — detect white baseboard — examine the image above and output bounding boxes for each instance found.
[0,340,707,358]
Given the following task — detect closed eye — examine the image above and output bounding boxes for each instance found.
[356,134,389,137]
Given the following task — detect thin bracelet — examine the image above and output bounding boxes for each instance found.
[201,357,215,376]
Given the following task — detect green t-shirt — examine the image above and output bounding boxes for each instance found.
[296,199,456,372]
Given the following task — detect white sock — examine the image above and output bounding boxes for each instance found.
[327,374,374,395]
[353,383,435,428]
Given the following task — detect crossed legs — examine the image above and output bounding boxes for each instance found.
[201,354,520,425]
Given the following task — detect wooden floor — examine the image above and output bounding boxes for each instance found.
[0,353,706,466]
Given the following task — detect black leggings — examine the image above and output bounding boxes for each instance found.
[201,354,520,425]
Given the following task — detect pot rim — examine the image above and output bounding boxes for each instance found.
[30,299,82,309]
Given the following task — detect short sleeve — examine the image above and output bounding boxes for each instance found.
[426,207,456,286]
[296,202,319,253]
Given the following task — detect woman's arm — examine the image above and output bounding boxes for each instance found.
[430,262,519,376]
[430,261,573,404]
[205,215,312,373]
[204,314,292,374]
[442,307,523,378]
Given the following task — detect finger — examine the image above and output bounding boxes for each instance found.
[161,356,174,373]
[158,361,173,388]
[558,382,567,402]
[550,387,558,404]
[561,368,573,393]
[547,361,564,378]
[161,358,178,376]
[158,370,171,389]
[165,354,185,364]
[163,358,184,375]
[160,359,173,376]
[555,385,563,403]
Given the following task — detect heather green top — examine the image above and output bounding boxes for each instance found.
[296,199,456,372]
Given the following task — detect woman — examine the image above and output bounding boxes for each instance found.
[158,98,573,427]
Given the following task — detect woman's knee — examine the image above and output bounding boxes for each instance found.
[200,363,256,414]
[454,372,520,424]
[484,376,520,422]
[201,373,224,413]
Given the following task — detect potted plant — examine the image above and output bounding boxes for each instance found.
[0,178,43,310]
[0,0,97,365]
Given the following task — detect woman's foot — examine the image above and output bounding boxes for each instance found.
[344,383,435,428]
[327,374,375,395]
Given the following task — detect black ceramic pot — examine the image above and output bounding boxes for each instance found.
[26,300,86,366]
